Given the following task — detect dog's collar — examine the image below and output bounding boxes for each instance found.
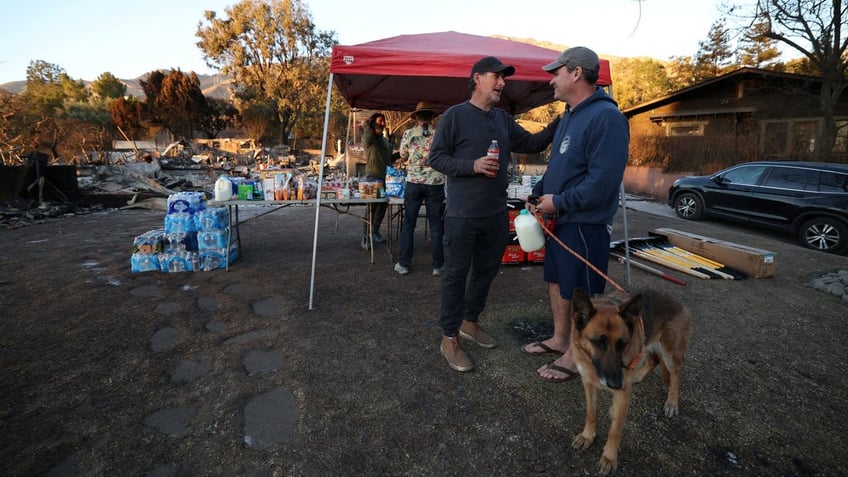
[625,316,646,370]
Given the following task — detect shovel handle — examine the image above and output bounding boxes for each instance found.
[611,252,687,287]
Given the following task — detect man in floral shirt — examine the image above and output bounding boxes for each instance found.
[394,102,445,276]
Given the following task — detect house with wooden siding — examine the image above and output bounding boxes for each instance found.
[622,68,848,174]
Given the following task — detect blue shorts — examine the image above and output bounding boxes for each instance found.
[543,223,611,300]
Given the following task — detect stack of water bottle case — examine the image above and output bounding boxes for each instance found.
[130,192,238,273]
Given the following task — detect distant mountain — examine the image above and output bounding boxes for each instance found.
[0,80,26,95]
[0,73,234,99]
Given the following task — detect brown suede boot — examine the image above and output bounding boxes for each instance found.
[440,335,473,372]
[459,320,497,349]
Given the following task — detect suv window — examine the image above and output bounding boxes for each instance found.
[721,165,767,185]
[763,166,820,191]
[819,171,848,193]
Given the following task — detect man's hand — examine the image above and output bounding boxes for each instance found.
[473,155,499,178]
[526,194,539,211]
[535,194,554,214]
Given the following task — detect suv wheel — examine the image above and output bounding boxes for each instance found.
[674,192,703,220]
[798,217,848,253]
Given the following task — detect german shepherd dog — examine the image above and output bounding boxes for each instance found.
[570,287,691,475]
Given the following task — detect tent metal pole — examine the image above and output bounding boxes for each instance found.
[309,72,335,310]
[606,82,631,287]
[344,110,353,174]
[619,182,631,286]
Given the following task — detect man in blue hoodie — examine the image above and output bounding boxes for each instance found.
[520,47,630,382]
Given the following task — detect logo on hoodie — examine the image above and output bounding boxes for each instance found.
[559,135,570,155]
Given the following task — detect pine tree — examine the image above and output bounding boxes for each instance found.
[693,18,736,80]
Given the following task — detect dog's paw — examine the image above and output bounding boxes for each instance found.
[571,432,595,450]
[598,455,618,476]
[663,401,679,417]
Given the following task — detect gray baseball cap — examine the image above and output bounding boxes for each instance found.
[543,46,600,73]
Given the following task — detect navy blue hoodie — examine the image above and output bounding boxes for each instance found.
[533,88,629,225]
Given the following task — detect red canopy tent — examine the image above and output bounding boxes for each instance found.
[329,30,611,115]
[309,32,622,309]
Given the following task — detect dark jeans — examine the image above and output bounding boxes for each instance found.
[438,211,509,336]
[397,182,445,269]
[363,176,387,236]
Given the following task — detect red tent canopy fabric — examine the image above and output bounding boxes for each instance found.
[330,31,611,115]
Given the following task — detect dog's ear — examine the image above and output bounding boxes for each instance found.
[619,293,645,368]
[619,293,644,326]
[571,288,595,331]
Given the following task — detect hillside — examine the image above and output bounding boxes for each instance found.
[0,73,234,100]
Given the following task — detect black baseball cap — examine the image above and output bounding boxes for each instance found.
[470,56,515,78]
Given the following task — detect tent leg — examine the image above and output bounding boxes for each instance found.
[309,73,335,310]
[619,182,631,287]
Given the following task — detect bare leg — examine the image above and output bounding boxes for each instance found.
[535,282,578,380]
[523,282,570,354]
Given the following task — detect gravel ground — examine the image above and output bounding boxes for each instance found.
[1,199,847,476]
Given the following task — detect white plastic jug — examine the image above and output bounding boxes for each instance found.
[214,175,233,201]
[514,209,545,252]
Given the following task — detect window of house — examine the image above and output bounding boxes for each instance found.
[761,118,848,158]
[761,121,789,157]
[791,120,819,155]
[666,121,705,137]
[763,166,820,191]
[834,120,848,155]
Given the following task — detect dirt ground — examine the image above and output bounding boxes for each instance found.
[1,200,847,476]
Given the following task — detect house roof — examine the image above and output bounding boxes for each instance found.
[621,67,826,118]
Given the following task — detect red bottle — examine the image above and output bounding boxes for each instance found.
[487,140,499,158]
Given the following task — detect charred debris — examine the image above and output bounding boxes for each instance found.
[1,146,337,229]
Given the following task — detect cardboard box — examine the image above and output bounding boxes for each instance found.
[132,229,165,254]
[508,208,520,232]
[501,244,525,265]
[650,228,777,278]
[526,246,545,263]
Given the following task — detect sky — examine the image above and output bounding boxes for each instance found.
[0,0,745,85]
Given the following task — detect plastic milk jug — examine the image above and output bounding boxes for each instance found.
[214,175,233,201]
[514,209,545,252]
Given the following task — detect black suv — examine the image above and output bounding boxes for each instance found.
[668,161,848,254]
